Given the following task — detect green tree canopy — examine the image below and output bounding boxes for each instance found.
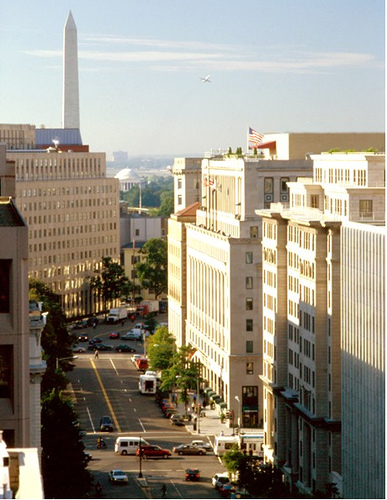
[29,279,74,394]
[41,390,92,498]
[136,238,167,299]
[88,256,129,312]
[146,326,176,371]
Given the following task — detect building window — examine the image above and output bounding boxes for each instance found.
[246,319,253,331]
[177,195,182,205]
[280,177,289,193]
[0,260,11,313]
[250,226,258,238]
[177,178,182,189]
[246,341,253,353]
[245,252,253,264]
[264,178,273,194]
[246,298,253,310]
[246,362,254,375]
[246,277,253,289]
[0,346,13,399]
[359,199,373,217]
[310,195,319,208]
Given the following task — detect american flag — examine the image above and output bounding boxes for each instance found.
[248,127,264,147]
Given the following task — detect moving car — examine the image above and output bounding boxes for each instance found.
[88,337,102,345]
[185,468,200,481]
[78,333,89,342]
[115,344,136,353]
[72,345,86,353]
[109,332,120,339]
[95,343,113,351]
[173,444,207,455]
[212,473,230,489]
[170,414,185,426]
[73,320,88,330]
[135,445,171,459]
[131,354,142,364]
[108,470,128,484]
[100,416,113,432]
[190,439,212,451]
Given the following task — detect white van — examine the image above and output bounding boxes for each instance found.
[114,436,150,455]
[213,435,239,456]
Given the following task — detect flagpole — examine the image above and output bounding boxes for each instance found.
[246,126,249,156]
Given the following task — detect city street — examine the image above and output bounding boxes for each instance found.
[66,318,227,498]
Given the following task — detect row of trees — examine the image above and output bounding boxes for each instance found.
[30,280,93,498]
[146,327,201,410]
[88,238,167,311]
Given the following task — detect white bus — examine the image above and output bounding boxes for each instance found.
[139,374,158,394]
[238,432,264,458]
[213,435,239,456]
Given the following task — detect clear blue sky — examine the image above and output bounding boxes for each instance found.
[1,0,384,156]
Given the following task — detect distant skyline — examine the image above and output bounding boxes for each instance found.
[0,0,384,156]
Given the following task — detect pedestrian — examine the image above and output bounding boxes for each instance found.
[161,483,167,498]
[94,349,99,359]
[121,319,125,326]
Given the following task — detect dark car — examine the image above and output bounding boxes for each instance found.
[173,444,207,455]
[115,344,136,353]
[109,332,120,339]
[135,445,171,459]
[100,416,113,432]
[78,333,89,342]
[88,337,102,345]
[185,468,200,481]
[95,343,113,351]
[73,320,88,330]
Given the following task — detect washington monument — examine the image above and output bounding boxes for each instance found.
[62,11,80,129]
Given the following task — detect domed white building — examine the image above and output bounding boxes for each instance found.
[115,168,140,192]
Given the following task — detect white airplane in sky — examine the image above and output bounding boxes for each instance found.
[201,75,212,83]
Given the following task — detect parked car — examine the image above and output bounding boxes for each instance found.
[109,332,120,339]
[173,444,207,456]
[135,445,171,459]
[190,439,212,451]
[108,470,128,484]
[100,416,113,432]
[115,344,136,353]
[212,473,230,489]
[78,333,89,342]
[72,345,86,353]
[95,343,113,351]
[185,468,200,481]
[219,483,237,498]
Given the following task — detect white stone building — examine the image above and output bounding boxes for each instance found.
[256,151,385,496]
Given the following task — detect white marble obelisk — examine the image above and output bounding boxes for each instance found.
[62,11,80,129]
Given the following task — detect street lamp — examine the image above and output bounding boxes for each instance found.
[56,356,78,370]
[196,361,201,434]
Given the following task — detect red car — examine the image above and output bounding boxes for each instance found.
[109,332,120,339]
[135,445,171,459]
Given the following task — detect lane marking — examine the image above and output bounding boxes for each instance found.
[139,419,146,432]
[86,407,96,433]
[90,358,121,433]
[110,358,119,375]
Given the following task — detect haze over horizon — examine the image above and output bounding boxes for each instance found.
[1,0,384,156]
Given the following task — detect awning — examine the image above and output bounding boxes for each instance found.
[252,140,276,149]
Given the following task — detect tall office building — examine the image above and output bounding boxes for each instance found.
[257,151,385,495]
[62,11,80,129]
[0,12,120,317]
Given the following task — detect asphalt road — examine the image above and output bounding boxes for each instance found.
[66,319,227,498]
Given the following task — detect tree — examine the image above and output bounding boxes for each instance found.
[41,390,92,498]
[156,192,174,217]
[146,326,176,371]
[136,238,167,299]
[29,279,75,394]
[88,256,129,313]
